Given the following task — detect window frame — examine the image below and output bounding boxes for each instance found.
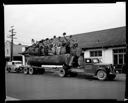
[90,50,102,57]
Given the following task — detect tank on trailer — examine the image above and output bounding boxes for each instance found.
[26,54,72,66]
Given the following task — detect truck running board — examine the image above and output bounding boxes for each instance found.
[41,65,63,68]
[70,68,85,73]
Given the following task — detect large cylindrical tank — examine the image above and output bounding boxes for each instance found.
[26,54,71,66]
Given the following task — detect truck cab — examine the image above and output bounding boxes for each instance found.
[70,58,116,80]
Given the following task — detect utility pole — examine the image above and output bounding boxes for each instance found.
[8,26,16,61]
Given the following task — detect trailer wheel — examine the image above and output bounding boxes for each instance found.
[24,67,28,74]
[58,68,66,77]
[97,70,107,81]
[58,65,68,77]
[29,67,35,75]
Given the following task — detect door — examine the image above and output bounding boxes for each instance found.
[84,59,95,75]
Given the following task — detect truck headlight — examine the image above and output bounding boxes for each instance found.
[107,66,110,69]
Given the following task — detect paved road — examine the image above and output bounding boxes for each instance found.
[5,71,126,101]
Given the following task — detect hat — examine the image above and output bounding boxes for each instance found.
[63,32,66,36]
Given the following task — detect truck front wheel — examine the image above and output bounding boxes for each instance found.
[97,70,107,81]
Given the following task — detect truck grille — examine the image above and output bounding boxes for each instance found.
[110,65,115,73]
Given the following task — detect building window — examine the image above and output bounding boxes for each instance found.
[113,48,126,65]
[113,48,126,53]
[90,50,102,57]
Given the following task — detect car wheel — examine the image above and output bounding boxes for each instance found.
[20,67,23,72]
[24,67,28,74]
[97,70,107,81]
[17,68,21,73]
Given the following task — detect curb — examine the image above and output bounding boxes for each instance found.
[6,96,19,101]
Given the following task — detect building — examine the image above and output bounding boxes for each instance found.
[5,41,28,61]
[72,26,126,72]
[20,26,126,72]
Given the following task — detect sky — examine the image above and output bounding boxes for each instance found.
[4,2,126,46]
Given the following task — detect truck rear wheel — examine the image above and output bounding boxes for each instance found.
[58,67,66,77]
[29,67,35,75]
[24,67,28,74]
[58,65,68,77]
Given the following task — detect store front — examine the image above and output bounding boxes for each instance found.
[113,48,126,73]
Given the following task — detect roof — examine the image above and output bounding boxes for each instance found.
[72,26,126,49]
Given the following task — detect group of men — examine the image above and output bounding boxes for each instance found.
[25,33,81,57]
[24,33,84,67]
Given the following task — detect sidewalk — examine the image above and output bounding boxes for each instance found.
[6,96,19,101]
[116,73,126,80]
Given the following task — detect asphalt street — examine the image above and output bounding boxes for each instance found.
[5,71,126,101]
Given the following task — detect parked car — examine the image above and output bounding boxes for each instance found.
[6,61,23,73]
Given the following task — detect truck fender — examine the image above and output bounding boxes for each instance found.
[95,68,106,76]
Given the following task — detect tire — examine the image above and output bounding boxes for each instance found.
[58,67,66,77]
[58,65,68,77]
[97,70,107,81]
[15,68,19,73]
[107,75,116,80]
[24,67,28,74]
[29,67,35,75]
[18,67,22,72]
[7,67,11,73]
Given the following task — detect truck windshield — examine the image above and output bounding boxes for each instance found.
[15,62,22,64]
[93,59,100,63]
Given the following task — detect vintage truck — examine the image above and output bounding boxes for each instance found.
[21,53,116,81]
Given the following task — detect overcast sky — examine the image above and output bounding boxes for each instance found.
[4,2,126,46]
